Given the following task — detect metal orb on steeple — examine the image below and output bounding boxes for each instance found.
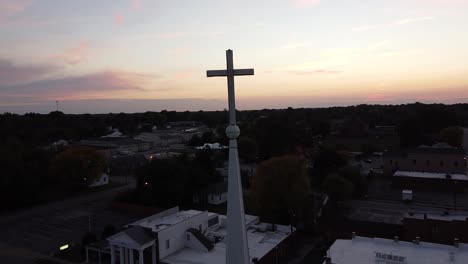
[225,124,240,139]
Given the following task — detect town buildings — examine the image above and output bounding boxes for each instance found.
[383,144,468,191]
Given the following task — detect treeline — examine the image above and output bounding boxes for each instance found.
[2,103,468,147]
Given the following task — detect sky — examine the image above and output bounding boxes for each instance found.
[1,0,468,114]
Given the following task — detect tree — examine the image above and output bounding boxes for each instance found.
[361,143,377,157]
[101,224,117,239]
[440,127,463,147]
[238,137,258,162]
[322,174,354,201]
[81,232,97,252]
[249,155,311,223]
[338,166,367,197]
[311,148,347,185]
[49,147,106,191]
[137,154,220,207]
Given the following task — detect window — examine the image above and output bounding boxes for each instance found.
[413,159,416,165]
[426,160,430,166]
[166,239,170,249]
[440,161,444,167]
[390,160,393,165]
[455,161,459,167]
[187,234,190,241]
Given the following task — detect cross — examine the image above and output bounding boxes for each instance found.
[207,49,254,124]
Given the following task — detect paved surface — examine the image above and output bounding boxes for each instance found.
[0,176,143,264]
[367,174,468,209]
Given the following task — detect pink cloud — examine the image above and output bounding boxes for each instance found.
[291,0,321,8]
[57,41,90,65]
[287,69,342,75]
[364,93,393,102]
[0,0,33,24]
[169,46,192,56]
[173,70,197,80]
[114,14,125,25]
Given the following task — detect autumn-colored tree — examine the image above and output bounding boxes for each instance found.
[49,147,106,191]
[249,155,311,223]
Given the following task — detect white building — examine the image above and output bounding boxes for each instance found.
[325,236,468,264]
[196,143,227,150]
[89,173,109,188]
[87,207,294,264]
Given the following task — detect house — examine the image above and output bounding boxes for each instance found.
[86,207,296,264]
[193,182,228,206]
[324,235,468,264]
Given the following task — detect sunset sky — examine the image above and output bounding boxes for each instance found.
[1,0,468,114]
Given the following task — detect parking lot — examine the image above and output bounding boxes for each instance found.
[0,177,144,263]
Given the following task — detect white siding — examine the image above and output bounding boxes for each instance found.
[157,211,209,259]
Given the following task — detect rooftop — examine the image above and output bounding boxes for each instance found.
[164,221,292,264]
[405,211,468,222]
[327,236,468,264]
[393,171,468,181]
[129,208,203,232]
[384,146,466,158]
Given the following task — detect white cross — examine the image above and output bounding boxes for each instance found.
[207,49,254,124]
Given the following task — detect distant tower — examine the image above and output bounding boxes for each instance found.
[56,100,60,112]
[207,50,254,264]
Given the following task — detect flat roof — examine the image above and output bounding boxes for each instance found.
[393,171,468,181]
[405,211,468,221]
[327,236,468,264]
[163,223,293,264]
[131,209,203,232]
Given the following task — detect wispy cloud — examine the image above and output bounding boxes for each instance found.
[114,14,125,25]
[157,31,224,40]
[352,25,378,32]
[368,40,389,51]
[0,70,161,102]
[287,69,342,75]
[0,59,59,86]
[282,40,308,50]
[291,0,321,8]
[396,16,435,25]
[0,0,33,25]
[53,41,91,65]
[129,0,142,10]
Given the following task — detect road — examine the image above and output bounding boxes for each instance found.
[0,176,141,264]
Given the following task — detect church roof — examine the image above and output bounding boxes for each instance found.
[107,226,155,246]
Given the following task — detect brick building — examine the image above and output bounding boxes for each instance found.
[402,212,468,245]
